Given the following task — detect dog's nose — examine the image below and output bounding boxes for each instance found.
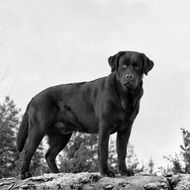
[125,74,134,81]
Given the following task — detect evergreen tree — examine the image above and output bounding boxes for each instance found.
[164,128,190,174]
[0,96,46,177]
[0,96,20,178]
[108,137,117,172]
[180,128,190,173]
[59,133,140,174]
[30,142,48,176]
[164,154,183,174]
[108,139,141,173]
[125,143,140,172]
[148,158,154,174]
[59,133,99,173]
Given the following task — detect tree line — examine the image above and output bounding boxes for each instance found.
[164,128,190,174]
[0,96,189,178]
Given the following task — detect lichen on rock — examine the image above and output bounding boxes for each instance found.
[0,172,189,190]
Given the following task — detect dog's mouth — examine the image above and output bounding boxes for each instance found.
[122,82,133,89]
[122,81,137,89]
[120,75,139,89]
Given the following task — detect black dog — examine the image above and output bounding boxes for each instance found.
[16,51,154,179]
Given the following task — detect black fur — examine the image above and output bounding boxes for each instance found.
[16,51,154,179]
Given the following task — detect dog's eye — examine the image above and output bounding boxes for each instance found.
[122,65,127,69]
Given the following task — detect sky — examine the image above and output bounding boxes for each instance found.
[0,0,190,169]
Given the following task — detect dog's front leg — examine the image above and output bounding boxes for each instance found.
[98,123,115,177]
[117,123,134,176]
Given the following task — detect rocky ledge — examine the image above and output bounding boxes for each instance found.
[0,172,189,190]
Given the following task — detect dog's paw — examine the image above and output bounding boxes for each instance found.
[101,170,115,178]
[20,172,32,180]
[120,169,134,176]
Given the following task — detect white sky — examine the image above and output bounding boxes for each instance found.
[0,0,190,169]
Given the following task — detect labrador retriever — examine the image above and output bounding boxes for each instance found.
[16,51,154,179]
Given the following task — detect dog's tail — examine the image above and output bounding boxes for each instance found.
[16,102,31,152]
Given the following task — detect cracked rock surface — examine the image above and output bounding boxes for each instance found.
[0,172,189,190]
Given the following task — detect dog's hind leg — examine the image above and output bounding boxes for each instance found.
[45,132,72,173]
[20,124,45,179]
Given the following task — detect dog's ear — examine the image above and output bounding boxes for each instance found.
[108,51,125,72]
[142,54,154,75]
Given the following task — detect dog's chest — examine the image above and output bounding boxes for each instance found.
[109,99,138,134]
[120,98,136,121]
[118,90,142,124]
[121,97,133,112]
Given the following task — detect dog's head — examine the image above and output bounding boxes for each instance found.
[108,51,154,89]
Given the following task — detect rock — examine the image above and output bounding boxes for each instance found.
[174,174,190,190]
[0,172,189,190]
[104,184,114,190]
[144,174,190,190]
[144,181,168,190]
[0,173,100,190]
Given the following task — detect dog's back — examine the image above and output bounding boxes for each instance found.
[17,51,154,179]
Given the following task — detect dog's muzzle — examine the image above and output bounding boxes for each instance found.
[122,74,138,88]
[125,74,134,81]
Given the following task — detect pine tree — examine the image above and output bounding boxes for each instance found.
[0,96,20,178]
[59,133,140,174]
[148,158,154,174]
[59,132,99,173]
[164,128,190,174]
[125,143,140,172]
[0,96,46,177]
[180,128,190,173]
[164,154,183,174]
[30,142,47,176]
[108,139,140,173]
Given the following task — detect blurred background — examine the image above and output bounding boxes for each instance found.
[0,0,190,177]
